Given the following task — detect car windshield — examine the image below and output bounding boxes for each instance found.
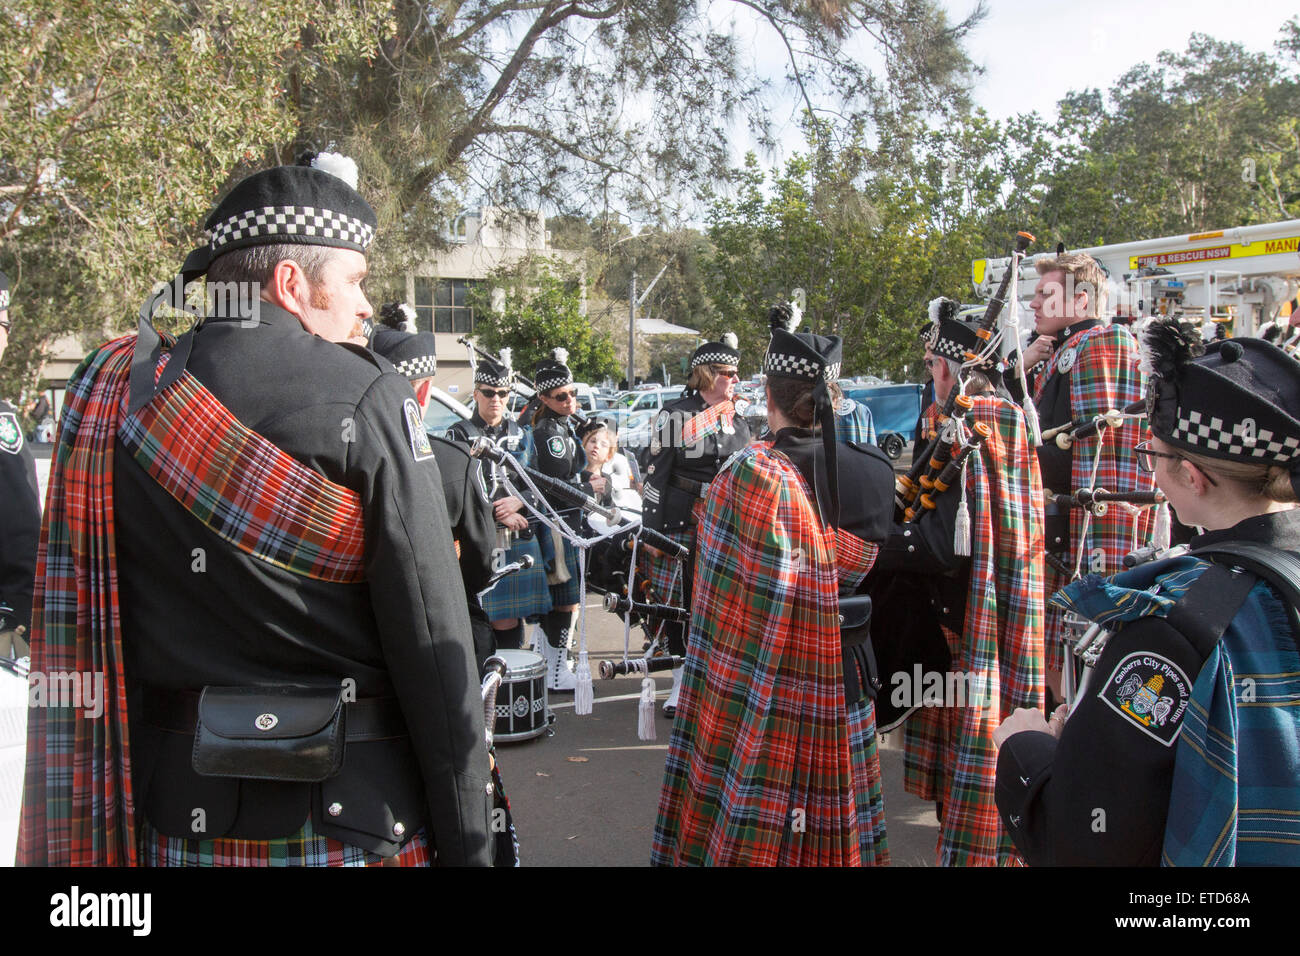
[423,394,468,438]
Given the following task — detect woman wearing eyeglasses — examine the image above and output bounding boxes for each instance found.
[528,348,598,691]
[446,352,553,659]
[642,334,751,716]
[995,318,1300,866]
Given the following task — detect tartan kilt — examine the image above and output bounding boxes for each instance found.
[140,816,431,866]
[639,529,693,606]
[480,535,552,621]
[547,533,583,607]
[848,697,889,866]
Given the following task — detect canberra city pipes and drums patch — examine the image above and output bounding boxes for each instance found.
[404,399,434,462]
[1098,651,1192,746]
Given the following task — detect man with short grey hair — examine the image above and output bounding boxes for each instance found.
[19,155,494,867]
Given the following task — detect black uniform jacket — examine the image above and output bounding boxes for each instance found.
[642,392,752,533]
[995,509,1300,866]
[429,432,498,671]
[446,413,545,525]
[1032,319,1101,495]
[871,431,970,635]
[530,408,593,516]
[771,427,894,702]
[0,399,41,633]
[114,304,493,863]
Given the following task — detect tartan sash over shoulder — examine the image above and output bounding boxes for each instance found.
[20,332,365,866]
[652,443,880,866]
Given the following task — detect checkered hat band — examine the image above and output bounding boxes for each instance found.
[691,350,740,369]
[0,289,8,311]
[763,353,839,382]
[1170,409,1300,463]
[930,336,969,361]
[475,371,511,387]
[209,205,376,252]
[394,355,437,380]
[536,373,572,392]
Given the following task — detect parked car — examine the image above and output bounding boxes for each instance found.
[423,384,472,437]
[841,382,924,460]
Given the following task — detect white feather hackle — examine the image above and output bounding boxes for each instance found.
[499,347,513,374]
[552,346,569,364]
[721,331,738,349]
[929,297,945,324]
[787,300,803,332]
[397,302,416,333]
[310,152,359,190]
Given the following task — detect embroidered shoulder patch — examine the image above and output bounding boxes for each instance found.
[404,399,434,462]
[835,397,855,416]
[0,411,22,455]
[1097,651,1192,747]
[547,435,564,457]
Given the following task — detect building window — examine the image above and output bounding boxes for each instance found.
[414,277,476,334]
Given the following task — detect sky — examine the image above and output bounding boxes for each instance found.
[956,0,1296,122]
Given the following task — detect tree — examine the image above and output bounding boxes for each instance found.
[1031,24,1300,247]
[0,0,387,399]
[467,257,620,385]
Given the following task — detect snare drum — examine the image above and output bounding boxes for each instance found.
[492,649,552,743]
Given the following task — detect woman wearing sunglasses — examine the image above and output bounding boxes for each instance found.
[995,318,1300,866]
[528,348,598,691]
[642,334,750,716]
[447,351,553,659]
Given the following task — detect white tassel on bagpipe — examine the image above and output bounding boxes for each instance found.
[954,482,972,557]
[638,675,657,741]
[574,548,593,715]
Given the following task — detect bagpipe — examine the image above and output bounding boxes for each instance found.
[466,437,690,738]
[894,230,1036,548]
[1036,399,1147,451]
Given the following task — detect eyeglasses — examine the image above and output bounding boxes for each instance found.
[477,388,510,399]
[547,388,578,401]
[710,366,740,379]
[0,318,9,332]
[923,358,939,369]
[1135,440,1218,486]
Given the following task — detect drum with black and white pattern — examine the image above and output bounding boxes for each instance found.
[492,649,551,743]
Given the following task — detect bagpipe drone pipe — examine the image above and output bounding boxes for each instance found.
[896,230,1035,516]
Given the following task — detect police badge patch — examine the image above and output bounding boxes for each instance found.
[1098,651,1192,747]
[404,399,434,462]
[835,397,856,416]
[0,411,23,455]
[547,436,564,457]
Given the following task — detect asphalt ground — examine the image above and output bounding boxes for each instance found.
[496,596,940,867]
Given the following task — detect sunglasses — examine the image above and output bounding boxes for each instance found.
[477,388,510,399]
[547,389,578,401]
[709,366,740,379]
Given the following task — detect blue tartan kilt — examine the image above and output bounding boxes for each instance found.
[480,535,552,621]
[547,533,583,607]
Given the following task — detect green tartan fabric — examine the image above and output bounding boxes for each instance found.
[903,396,1045,866]
[652,443,882,866]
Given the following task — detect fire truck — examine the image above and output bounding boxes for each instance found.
[972,219,1300,337]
